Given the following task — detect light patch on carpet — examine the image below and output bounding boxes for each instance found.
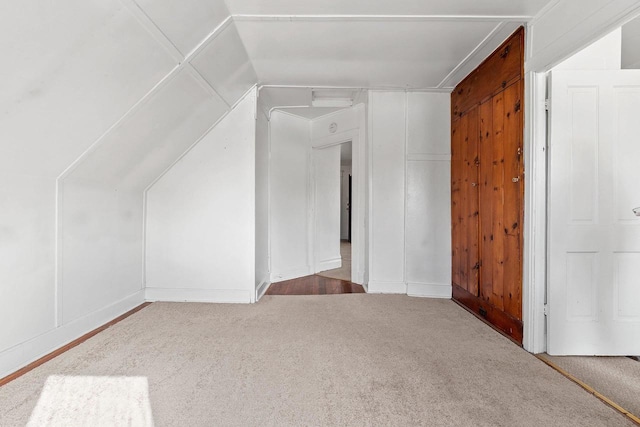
[27,376,154,427]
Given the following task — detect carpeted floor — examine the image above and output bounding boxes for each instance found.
[538,353,640,419]
[0,295,633,426]
[318,241,351,281]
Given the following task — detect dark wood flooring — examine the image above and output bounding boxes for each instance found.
[266,274,365,295]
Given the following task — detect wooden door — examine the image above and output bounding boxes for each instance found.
[451,28,524,343]
[451,107,479,296]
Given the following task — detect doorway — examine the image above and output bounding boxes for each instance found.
[318,141,352,282]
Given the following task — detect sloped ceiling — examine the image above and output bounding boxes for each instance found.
[227,0,552,89]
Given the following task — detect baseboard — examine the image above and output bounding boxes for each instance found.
[407,282,452,299]
[367,280,407,294]
[0,290,144,380]
[315,257,341,273]
[255,277,271,302]
[145,287,251,303]
[271,265,312,283]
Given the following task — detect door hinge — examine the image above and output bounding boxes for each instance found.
[544,99,550,111]
[543,304,549,316]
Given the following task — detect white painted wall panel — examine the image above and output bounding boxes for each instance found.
[191,25,258,106]
[61,182,143,323]
[133,0,230,55]
[255,105,270,296]
[0,1,176,177]
[145,90,257,302]
[406,161,452,296]
[368,92,406,292]
[68,70,228,192]
[405,93,452,298]
[0,175,55,351]
[269,113,312,282]
[555,28,621,70]
[622,16,640,69]
[313,146,342,272]
[407,93,451,156]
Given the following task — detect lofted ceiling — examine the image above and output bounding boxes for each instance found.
[226,0,553,90]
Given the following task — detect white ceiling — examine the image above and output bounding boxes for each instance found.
[227,0,554,90]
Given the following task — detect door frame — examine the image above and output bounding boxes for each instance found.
[310,130,361,284]
[522,70,548,353]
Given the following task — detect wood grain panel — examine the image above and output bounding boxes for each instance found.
[450,27,524,344]
[453,285,523,344]
[452,27,524,120]
[451,108,479,294]
[501,81,523,319]
[266,275,366,295]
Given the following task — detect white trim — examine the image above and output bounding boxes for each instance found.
[406,154,451,162]
[258,84,452,93]
[0,290,144,379]
[255,278,271,301]
[315,257,342,273]
[143,85,258,193]
[367,281,407,294]
[407,282,452,299]
[233,14,533,23]
[145,288,251,304]
[522,71,548,353]
[437,22,506,88]
[270,265,313,283]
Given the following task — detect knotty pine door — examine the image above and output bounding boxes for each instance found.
[451,80,524,343]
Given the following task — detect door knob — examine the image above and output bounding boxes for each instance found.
[633,207,640,217]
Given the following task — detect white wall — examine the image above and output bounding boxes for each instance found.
[405,93,452,298]
[367,91,451,297]
[312,145,342,272]
[622,16,640,69]
[255,100,270,299]
[0,0,258,378]
[145,89,257,303]
[368,92,407,293]
[555,28,621,70]
[269,112,312,282]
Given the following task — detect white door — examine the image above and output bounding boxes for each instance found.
[312,145,341,273]
[548,70,640,355]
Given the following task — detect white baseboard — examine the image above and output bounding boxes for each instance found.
[255,277,271,302]
[270,265,312,283]
[315,257,341,273]
[145,287,251,303]
[407,282,452,299]
[0,290,144,380]
[367,280,407,294]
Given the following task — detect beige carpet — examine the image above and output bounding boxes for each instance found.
[318,241,351,281]
[538,353,640,419]
[0,295,633,427]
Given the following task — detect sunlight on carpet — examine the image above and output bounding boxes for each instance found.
[27,376,154,427]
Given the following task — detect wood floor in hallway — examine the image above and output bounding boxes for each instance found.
[265,274,365,295]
